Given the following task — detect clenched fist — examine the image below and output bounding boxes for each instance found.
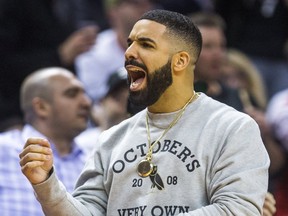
[19,137,54,185]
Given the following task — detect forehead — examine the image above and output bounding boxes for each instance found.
[50,74,83,91]
[198,26,225,43]
[129,19,167,40]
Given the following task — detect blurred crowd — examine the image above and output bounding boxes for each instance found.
[0,0,287,215]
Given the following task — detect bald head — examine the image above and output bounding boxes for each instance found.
[20,67,74,120]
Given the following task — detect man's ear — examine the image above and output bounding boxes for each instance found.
[32,97,50,117]
[172,51,190,73]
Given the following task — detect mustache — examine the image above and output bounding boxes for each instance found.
[125,59,148,71]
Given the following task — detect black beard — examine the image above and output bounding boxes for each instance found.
[128,59,173,107]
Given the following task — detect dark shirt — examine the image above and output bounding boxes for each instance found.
[194,81,243,111]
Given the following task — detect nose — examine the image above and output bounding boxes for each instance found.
[125,42,138,61]
[81,93,92,108]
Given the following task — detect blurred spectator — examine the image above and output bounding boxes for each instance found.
[220,48,285,176]
[267,89,288,150]
[0,67,92,215]
[215,0,288,99]
[76,67,130,151]
[266,88,288,216]
[154,0,211,15]
[191,12,243,111]
[76,0,157,103]
[91,67,129,129]
[221,48,267,110]
[0,0,97,132]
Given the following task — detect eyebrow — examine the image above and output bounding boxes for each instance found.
[63,86,85,95]
[127,36,156,45]
[137,37,156,44]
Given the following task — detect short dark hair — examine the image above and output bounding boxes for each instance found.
[139,9,202,61]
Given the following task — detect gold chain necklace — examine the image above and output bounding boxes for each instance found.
[137,91,198,177]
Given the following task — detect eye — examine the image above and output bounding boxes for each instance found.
[65,88,80,98]
[141,42,153,49]
[127,39,133,47]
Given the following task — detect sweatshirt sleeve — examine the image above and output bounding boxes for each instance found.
[32,170,97,216]
[178,116,270,216]
[32,145,108,216]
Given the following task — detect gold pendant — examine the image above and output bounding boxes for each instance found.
[137,159,154,177]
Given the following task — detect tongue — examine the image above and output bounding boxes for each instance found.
[130,77,144,91]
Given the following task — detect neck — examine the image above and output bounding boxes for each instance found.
[32,123,74,156]
[148,89,195,113]
[49,137,73,156]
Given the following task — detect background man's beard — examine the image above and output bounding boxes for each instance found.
[129,59,172,107]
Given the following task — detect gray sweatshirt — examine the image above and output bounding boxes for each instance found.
[33,93,270,216]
